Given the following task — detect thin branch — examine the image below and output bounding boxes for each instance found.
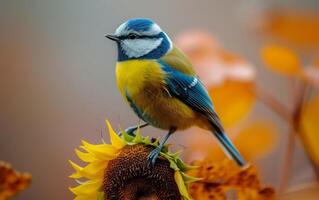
[278,79,305,194]
[274,81,318,193]
[279,128,296,193]
[256,82,307,194]
[255,84,293,124]
[295,84,319,180]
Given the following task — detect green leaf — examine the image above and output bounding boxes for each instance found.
[142,136,151,145]
[175,171,193,200]
[180,171,202,184]
[162,144,170,153]
[160,152,179,170]
[121,128,134,142]
[181,162,200,171]
[176,158,187,171]
[132,128,143,143]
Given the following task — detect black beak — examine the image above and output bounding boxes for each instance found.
[105,34,120,42]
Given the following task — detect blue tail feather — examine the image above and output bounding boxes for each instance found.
[212,130,246,167]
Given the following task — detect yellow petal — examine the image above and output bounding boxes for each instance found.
[261,44,301,76]
[234,120,278,159]
[69,173,82,179]
[69,160,83,179]
[174,171,192,200]
[74,196,87,200]
[79,161,107,180]
[105,120,126,149]
[301,96,319,167]
[69,180,101,196]
[74,196,95,200]
[75,148,97,163]
[81,140,119,160]
[73,192,104,200]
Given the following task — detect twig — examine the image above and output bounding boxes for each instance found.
[255,83,296,193]
[255,84,293,124]
[295,84,319,179]
[278,79,305,193]
[259,81,318,193]
[279,127,296,193]
[255,82,309,193]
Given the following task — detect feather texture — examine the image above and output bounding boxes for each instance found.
[159,60,224,133]
[116,59,198,130]
[160,46,195,75]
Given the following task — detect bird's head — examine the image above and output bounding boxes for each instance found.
[106,18,173,61]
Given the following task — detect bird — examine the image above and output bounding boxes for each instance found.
[105,18,246,167]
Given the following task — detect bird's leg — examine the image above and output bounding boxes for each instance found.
[147,127,176,166]
[118,123,149,136]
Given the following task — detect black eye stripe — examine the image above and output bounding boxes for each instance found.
[128,33,138,39]
[118,35,155,40]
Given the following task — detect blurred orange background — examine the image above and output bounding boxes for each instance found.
[1,0,319,199]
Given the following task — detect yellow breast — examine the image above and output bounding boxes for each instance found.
[116,60,164,98]
[115,59,206,130]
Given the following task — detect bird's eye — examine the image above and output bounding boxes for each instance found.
[128,33,139,40]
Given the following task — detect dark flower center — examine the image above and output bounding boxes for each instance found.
[103,145,181,200]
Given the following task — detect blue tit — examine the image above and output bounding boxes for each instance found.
[106,18,246,167]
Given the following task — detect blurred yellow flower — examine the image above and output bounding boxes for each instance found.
[232,121,278,159]
[0,161,31,200]
[261,44,302,76]
[175,31,256,128]
[261,44,319,89]
[259,9,319,49]
[301,96,319,167]
[209,81,255,128]
[261,43,319,170]
[188,159,275,200]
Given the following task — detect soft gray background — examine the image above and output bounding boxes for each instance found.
[0,0,318,199]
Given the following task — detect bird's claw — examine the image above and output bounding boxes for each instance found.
[147,148,161,167]
[125,127,136,136]
[117,127,136,137]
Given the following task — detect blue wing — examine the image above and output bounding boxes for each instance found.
[159,61,224,133]
[159,61,246,166]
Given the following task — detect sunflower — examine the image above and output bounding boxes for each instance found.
[69,120,198,200]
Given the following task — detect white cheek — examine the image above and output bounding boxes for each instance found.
[121,38,163,58]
